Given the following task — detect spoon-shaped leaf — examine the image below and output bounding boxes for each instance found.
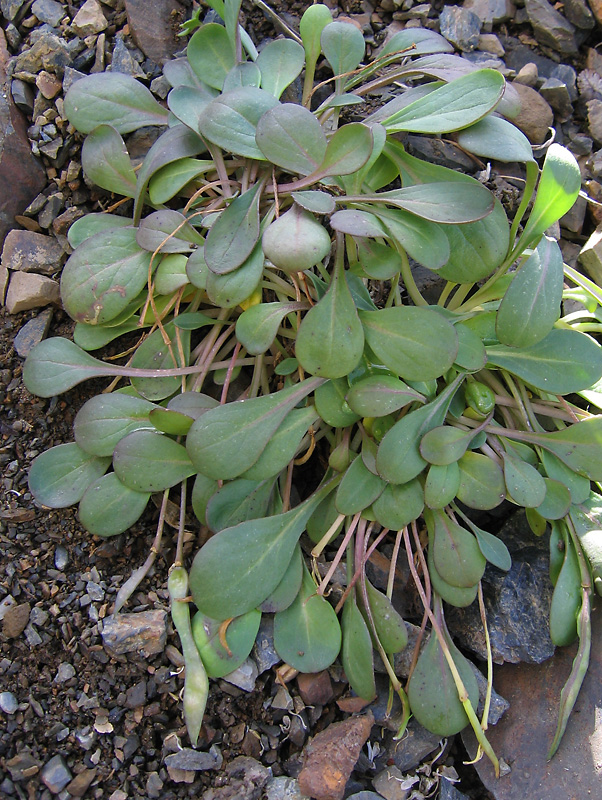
[373,182,494,224]
[187,23,235,90]
[342,591,376,701]
[420,425,477,466]
[336,456,386,515]
[149,408,194,436]
[167,85,215,132]
[113,430,196,492]
[136,209,204,253]
[456,115,534,163]
[235,301,305,355]
[78,472,150,537]
[540,449,591,505]
[427,508,486,588]
[346,375,425,417]
[256,39,306,99]
[424,462,461,509]
[427,542,478,607]
[190,479,338,619]
[315,378,361,427]
[549,535,581,647]
[496,235,563,348]
[130,322,190,401]
[313,123,374,178]
[255,104,327,174]
[291,191,336,214]
[519,143,581,247]
[191,473,218,526]
[205,183,263,275]
[192,609,262,678]
[330,209,387,239]
[223,62,262,92]
[68,213,133,249]
[321,20,365,77]
[408,624,479,736]
[535,478,572,520]
[242,406,320,481]
[370,206,450,270]
[23,338,115,398]
[356,240,403,280]
[364,580,408,653]
[501,451,546,508]
[206,478,275,533]
[186,377,323,480]
[259,544,304,613]
[206,241,264,308]
[486,329,602,395]
[456,451,506,510]
[73,318,143,351]
[274,561,342,673]
[64,73,168,134]
[149,157,214,205]
[459,516,512,571]
[360,307,458,382]
[371,477,425,531]
[29,443,111,508]
[74,393,157,456]
[61,227,152,325]
[199,86,279,159]
[377,375,465,484]
[82,124,137,196]
[296,261,364,378]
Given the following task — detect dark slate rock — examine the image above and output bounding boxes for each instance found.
[380,719,442,772]
[524,0,578,55]
[40,755,72,794]
[540,77,573,121]
[563,0,596,29]
[252,616,281,674]
[110,33,146,77]
[13,308,53,357]
[32,0,66,27]
[13,32,71,75]
[446,511,555,664]
[164,745,223,771]
[551,63,578,101]
[1,229,65,274]
[439,6,482,52]
[0,0,26,21]
[0,31,47,246]
[10,78,34,115]
[439,779,470,800]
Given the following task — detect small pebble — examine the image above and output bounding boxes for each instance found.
[0,691,18,715]
[54,662,76,683]
[41,754,72,794]
[54,545,69,570]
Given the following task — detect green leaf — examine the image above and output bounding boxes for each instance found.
[296,261,364,378]
[315,378,361,427]
[168,392,219,419]
[255,104,327,175]
[321,20,365,77]
[242,406,319,481]
[73,317,143,351]
[376,375,465,484]
[408,625,479,736]
[330,209,387,239]
[540,449,591,505]
[336,456,386,515]
[314,123,373,178]
[259,544,304,613]
[236,301,301,355]
[192,608,262,678]
[427,538,478,607]
[67,213,133,249]
[81,125,137,196]
[369,206,450,270]
[360,307,458,382]
[486,329,602,395]
[435,198,509,283]
[206,241,264,308]
[454,324,487,372]
[185,248,209,290]
[549,535,580,646]
[356,239,403,280]
[23,338,113,397]
[424,462,461,509]
[206,478,275,532]
[205,183,263,274]
[64,73,168,134]
[365,580,408,653]
[167,85,215,131]
[535,478,572,520]
[149,157,214,205]
[186,377,322,480]
[383,69,505,133]
[569,496,602,597]
[374,182,494,224]
[501,451,546,508]
[379,28,453,58]
[223,62,262,92]
[133,125,206,223]
[187,23,236,90]
[456,451,506,510]
[149,408,194,436]
[74,393,156,456]
[113,430,196,492]
[427,508,486,588]
[78,472,150,537]
[372,478,424,530]
[342,591,376,701]
[420,425,478,466]
[345,375,425,417]
[256,39,305,99]
[274,562,342,673]
[137,209,204,253]
[61,227,152,325]
[154,253,189,295]
[471,525,512,571]
[130,322,190,401]
[520,144,581,247]
[300,3,333,68]
[291,190,336,215]
[496,236,563,348]
[190,480,337,619]
[199,87,279,159]
[191,473,218,526]
[456,115,534,163]
[28,443,111,508]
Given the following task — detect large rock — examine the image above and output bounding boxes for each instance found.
[510,82,554,144]
[4,271,60,313]
[524,0,578,55]
[1,229,65,275]
[125,0,190,64]
[0,30,46,246]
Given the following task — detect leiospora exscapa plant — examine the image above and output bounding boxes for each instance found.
[23,0,602,770]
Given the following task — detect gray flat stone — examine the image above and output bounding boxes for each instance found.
[439,6,482,52]
[101,610,167,657]
[524,0,578,55]
[13,308,53,357]
[41,755,72,794]
[32,0,66,27]
[164,745,223,772]
[381,719,442,772]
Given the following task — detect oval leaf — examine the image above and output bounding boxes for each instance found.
[29,443,111,509]
[256,38,305,99]
[255,103,327,175]
[113,430,196,492]
[82,124,137,196]
[199,87,279,159]
[74,393,156,456]
[78,472,150,537]
[204,182,263,274]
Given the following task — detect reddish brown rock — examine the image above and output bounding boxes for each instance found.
[510,82,554,144]
[0,30,46,246]
[2,602,31,638]
[298,712,374,800]
[125,0,190,64]
[297,670,335,706]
